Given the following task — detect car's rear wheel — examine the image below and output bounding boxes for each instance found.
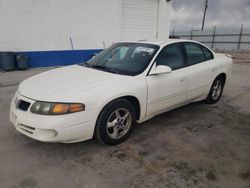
[205,76,224,104]
[95,99,136,145]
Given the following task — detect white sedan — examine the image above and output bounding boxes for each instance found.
[10,39,232,145]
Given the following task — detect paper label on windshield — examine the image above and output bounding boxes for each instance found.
[136,47,155,54]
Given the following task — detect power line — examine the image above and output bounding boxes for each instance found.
[201,0,208,30]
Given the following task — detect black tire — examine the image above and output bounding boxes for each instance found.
[94,99,136,145]
[205,76,225,104]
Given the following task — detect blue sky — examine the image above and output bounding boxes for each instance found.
[170,0,250,31]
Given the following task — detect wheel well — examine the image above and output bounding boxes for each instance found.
[217,73,227,85]
[119,96,141,120]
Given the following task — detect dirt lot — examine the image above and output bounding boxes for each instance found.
[217,50,250,64]
[0,56,250,188]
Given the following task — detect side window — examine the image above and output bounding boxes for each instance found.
[184,43,206,66]
[202,46,214,60]
[155,44,185,70]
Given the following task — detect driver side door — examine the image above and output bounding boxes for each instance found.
[146,43,189,117]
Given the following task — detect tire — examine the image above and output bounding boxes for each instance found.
[94,99,136,145]
[205,76,225,104]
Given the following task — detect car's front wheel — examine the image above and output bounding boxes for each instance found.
[205,76,225,104]
[94,99,136,145]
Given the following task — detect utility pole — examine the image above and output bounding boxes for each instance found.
[201,0,208,30]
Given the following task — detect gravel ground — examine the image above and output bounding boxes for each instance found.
[0,57,249,188]
[216,50,250,64]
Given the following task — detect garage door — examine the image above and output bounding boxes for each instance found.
[122,0,158,40]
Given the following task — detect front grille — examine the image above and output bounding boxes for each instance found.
[17,100,31,111]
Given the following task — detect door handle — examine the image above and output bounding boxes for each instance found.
[180,77,188,82]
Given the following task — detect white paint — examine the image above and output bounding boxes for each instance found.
[0,0,120,51]
[122,0,158,40]
[9,39,233,143]
[157,0,172,39]
[0,0,171,51]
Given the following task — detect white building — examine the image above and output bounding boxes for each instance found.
[0,0,172,67]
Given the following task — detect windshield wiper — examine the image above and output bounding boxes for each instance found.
[79,63,102,69]
[90,64,105,69]
[91,65,121,74]
[80,63,120,74]
[79,62,90,67]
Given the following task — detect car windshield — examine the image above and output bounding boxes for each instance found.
[82,43,159,76]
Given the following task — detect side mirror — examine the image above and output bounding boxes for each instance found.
[149,65,172,75]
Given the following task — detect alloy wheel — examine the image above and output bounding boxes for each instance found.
[106,108,132,140]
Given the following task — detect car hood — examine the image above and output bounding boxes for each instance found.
[19,65,125,101]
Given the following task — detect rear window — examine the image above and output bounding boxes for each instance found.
[184,43,206,66]
[202,46,214,60]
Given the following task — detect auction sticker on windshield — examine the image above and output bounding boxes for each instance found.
[135,47,155,54]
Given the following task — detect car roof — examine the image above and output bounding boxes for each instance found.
[116,39,195,47]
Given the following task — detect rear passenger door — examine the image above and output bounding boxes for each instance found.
[182,42,215,102]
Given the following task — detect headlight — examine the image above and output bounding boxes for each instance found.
[30,101,85,115]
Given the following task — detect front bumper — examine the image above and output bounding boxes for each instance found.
[9,92,99,143]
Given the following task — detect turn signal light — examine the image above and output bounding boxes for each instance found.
[52,104,69,114]
[69,104,85,112]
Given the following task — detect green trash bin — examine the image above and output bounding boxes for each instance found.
[16,54,29,70]
[0,52,16,71]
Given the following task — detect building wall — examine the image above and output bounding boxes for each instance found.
[0,0,121,51]
[122,0,158,41]
[0,0,171,68]
[122,0,171,41]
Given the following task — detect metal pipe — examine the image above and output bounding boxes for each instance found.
[211,26,216,49]
[201,0,208,30]
[70,37,74,50]
[238,24,243,50]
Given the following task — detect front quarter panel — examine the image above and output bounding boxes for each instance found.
[79,75,147,121]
